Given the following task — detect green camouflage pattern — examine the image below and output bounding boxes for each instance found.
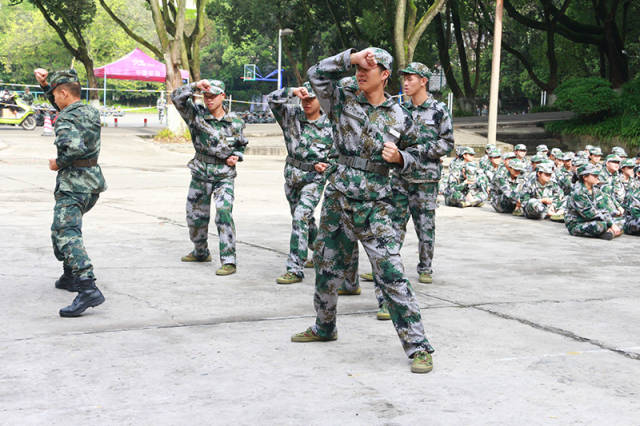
[173,83,248,264]
[565,181,623,237]
[517,172,565,219]
[490,169,523,213]
[267,87,334,276]
[399,62,432,79]
[51,191,100,279]
[599,166,625,204]
[186,177,236,265]
[307,50,433,357]
[312,187,434,356]
[445,162,488,207]
[623,182,640,235]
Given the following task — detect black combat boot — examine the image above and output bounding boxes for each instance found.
[55,266,79,292]
[59,278,105,318]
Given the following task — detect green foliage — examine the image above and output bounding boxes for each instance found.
[619,76,640,115]
[545,114,640,148]
[530,105,561,113]
[154,127,191,143]
[554,77,618,119]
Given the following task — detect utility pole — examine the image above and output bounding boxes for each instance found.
[487,0,504,145]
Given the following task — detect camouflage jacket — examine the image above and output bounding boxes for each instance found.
[490,170,522,201]
[41,89,106,194]
[517,175,564,208]
[479,155,491,172]
[445,163,488,196]
[555,167,574,195]
[600,183,624,216]
[599,167,625,204]
[395,98,454,183]
[483,164,501,187]
[21,92,34,105]
[267,87,334,164]
[623,183,640,218]
[307,49,424,201]
[565,182,614,227]
[172,83,248,180]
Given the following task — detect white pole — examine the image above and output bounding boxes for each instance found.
[487,0,504,145]
[103,71,107,107]
[277,29,282,90]
[448,92,453,115]
[228,94,232,113]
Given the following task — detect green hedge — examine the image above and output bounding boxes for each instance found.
[553,77,618,119]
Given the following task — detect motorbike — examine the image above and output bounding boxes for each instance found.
[0,95,37,130]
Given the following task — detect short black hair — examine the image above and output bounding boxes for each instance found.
[56,82,81,98]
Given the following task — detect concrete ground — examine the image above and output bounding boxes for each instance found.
[0,124,639,425]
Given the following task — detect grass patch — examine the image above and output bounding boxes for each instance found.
[544,113,640,148]
[153,128,191,144]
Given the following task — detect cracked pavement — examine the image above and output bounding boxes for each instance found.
[1,123,639,424]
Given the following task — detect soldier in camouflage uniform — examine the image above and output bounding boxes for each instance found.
[172,79,248,276]
[565,164,624,239]
[267,82,333,284]
[620,158,637,194]
[490,158,526,213]
[556,152,574,195]
[517,161,565,220]
[600,154,625,204]
[482,148,503,191]
[35,68,106,317]
[360,62,454,300]
[21,86,34,105]
[493,151,516,183]
[479,143,496,173]
[589,147,603,168]
[291,47,436,374]
[445,161,488,207]
[623,166,640,235]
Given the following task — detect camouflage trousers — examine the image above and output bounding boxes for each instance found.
[445,190,485,207]
[312,186,434,357]
[51,191,100,279]
[284,179,323,277]
[566,217,624,237]
[624,216,640,235]
[186,176,236,265]
[491,194,517,213]
[523,199,563,219]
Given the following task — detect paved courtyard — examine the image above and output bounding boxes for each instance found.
[0,124,639,424]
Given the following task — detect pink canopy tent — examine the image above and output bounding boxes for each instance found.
[94,48,189,82]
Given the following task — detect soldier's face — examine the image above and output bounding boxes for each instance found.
[402,74,427,97]
[462,153,473,162]
[564,160,572,170]
[515,150,526,159]
[52,87,72,109]
[490,157,502,166]
[508,168,521,178]
[538,171,552,185]
[204,93,225,113]
[606,161,620,173]
[590,155,601,163]
[301,97,320,118]
[621,167,634,178]
[356,65,389,93]
[583,174,599,185]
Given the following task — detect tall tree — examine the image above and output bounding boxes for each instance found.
[10,0,100,101]
[393,0,447,72]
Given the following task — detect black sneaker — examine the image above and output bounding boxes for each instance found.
[600,231,614,240]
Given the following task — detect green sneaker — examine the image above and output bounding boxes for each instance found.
[181,252,212,262]
[276,272,302,284]
[549,213,565,222]
[411,351,434,374]
[215,264,236,276]
[418,273,433,283]
[337,286,361,296]
[376,303,391,320]
[359,272,374,281]
[304,259,314,268]
[291,327,337,342]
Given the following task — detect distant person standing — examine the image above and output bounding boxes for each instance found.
[22,87,34,105]
[34,68,107,317]
[157,92,167,123]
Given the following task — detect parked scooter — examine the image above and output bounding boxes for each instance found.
[0,93,37,130]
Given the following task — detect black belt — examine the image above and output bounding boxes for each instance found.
[337,154,389,176]
[286,156,316,172]
[195,152,226,164]
[72,158,98,167]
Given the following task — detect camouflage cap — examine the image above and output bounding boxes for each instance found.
[551,148,563,158]
[589,147,603,156]
[509,158,527,172]
[514,144,527,151]
[572,156,588,167]
[399,62,431,79]
[536,144,549,153]
[503,152,516,160]
[536,161,554,174]
[612,146,627,157]
[338,76,359,92]
[562,151,575,161]
[585,144,594,151]
[206,80,225,95]
[488,148,502,158]
[485,143,497,151]
[48,69,79,93]
[605,154,621,163]
[302,81,316,98]
[621,158,636,168]
[461,146,475,155]
[367,47,393,72]
[578,163,601,176]
[531,154,546,163]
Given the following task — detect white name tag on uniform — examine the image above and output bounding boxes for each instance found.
[388,128,400,139]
